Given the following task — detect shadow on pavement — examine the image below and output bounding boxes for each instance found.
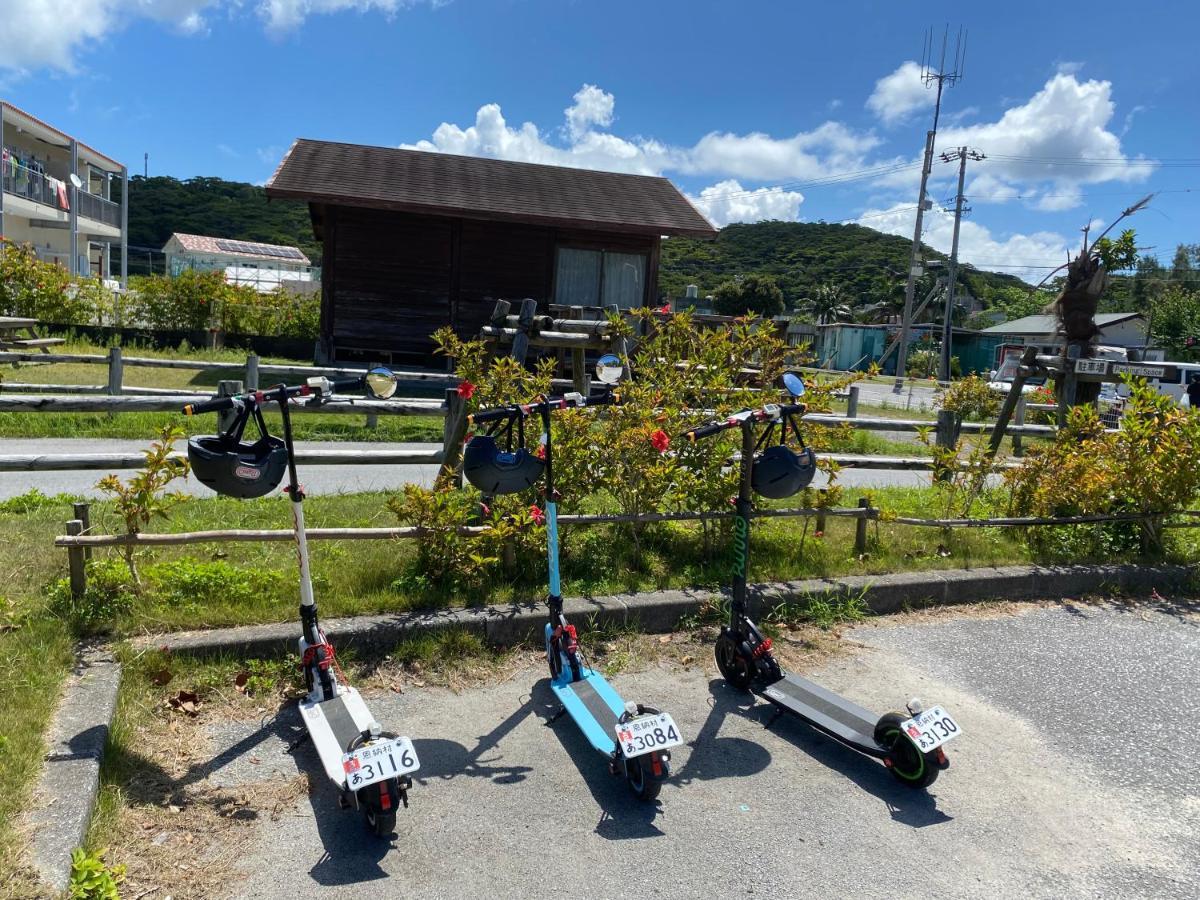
[671,679,772,785]
[718,682,953,829]
[531,679,666,841]
[303,765,393,887]
[411,696,536,785]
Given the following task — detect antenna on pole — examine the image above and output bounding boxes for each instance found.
[891,25,968,391]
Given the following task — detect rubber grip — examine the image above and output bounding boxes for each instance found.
[182,396,235,415]
[468,406,515,423]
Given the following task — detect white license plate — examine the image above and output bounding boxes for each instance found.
[614,712,684,757]
[898,706,962,752]
[341,737,419,789]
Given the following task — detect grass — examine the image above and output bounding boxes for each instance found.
[0,336,446,442]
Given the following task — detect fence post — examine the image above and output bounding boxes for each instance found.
[815,489,827,535]
[216,380,243,434]
[106,346,123,396]
[934,409,960,483]
[846,385,860,419]
[1012,394,1026,457]
[440,387,468,487]
[72,501,92,561]
[245,353,260,390]
[570,304,587,393]
[66,519,87,599]
[854,498,869,554]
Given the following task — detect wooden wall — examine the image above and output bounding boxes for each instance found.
[320,205,658,364]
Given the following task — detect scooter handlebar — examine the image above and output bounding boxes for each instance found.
[682,402,807,442]
[467,390,618,425]
[182,396,236,416]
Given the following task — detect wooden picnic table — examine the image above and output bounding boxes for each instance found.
[0,317,65,352]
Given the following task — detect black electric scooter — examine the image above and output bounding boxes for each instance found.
[463,355,682,800]
[683,371,960,789]
[183,369,421,835]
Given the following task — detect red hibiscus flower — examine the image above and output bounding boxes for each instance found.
[650,429,670,453]
[457,380,477,399]
[529,504,546,525]
[657,303,671,315]
[535,444,546,460]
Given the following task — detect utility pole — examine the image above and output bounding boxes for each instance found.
[893,26,966,390]
[939,147,986,381]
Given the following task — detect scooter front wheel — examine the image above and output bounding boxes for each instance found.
[875,712,940,789]
[715,632,754,690]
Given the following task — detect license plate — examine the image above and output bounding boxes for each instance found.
[898,706,962,752]
[341,737,419,789]
[614,712,684,757]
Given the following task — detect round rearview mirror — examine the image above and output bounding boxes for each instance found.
[365,366,398,400]
[595,353,623,385]
[781,371,806,397]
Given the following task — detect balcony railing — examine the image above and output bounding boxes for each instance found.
[75,189,120,228]
[2,158,121,227]
[2,159,65,210]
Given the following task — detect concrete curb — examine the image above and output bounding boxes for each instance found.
[137,563,1195,658]
[27,646,121,895]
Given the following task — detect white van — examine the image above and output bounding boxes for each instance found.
[1147,361,1200,404]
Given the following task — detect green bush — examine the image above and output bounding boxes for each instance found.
[149,558,290,610]
[0,488,78,514]
[47,559,137,634]
[0,239,113,325]
[937,374,1000,421]
[69,847,125,900]
[712,273,785,317]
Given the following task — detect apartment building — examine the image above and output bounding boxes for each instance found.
[0,101,127,285]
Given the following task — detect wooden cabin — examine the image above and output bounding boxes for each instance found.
[265,139,717,365]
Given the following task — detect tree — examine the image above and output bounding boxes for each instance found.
[1170,243,1195,283]
[803,283,853,324]
[1149,286,1200,361]
[712,273,785,317]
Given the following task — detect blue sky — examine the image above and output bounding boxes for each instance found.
[3,0,1198,281]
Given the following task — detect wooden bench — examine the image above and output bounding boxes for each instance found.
[6,337,66,349]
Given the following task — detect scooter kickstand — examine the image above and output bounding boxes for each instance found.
[545,705,568,725]
[285,731,311,755]
[763,707,784,730]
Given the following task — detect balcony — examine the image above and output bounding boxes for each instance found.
[76,189,120,228]
[3,159,120,228]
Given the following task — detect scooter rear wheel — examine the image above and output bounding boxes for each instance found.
[624,756,663,802]
[364,805,396,837]
[875,712,940,789]
[715,632,754,690]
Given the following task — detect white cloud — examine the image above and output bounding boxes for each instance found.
[0,0,436,72]
[857,202,1071,281]
[866,61,934,125]
[935,73,1153,210]
[405,89,881,185]
[689,180,804,227]
[216,143,239,158]
[564,84,615,141]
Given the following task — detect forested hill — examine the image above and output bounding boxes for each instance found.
[660,220,1032,311]
[119,176,320,264]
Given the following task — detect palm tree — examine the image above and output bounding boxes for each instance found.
[804,283,853,325]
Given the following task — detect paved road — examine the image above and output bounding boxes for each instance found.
[186,601,1197,899]
[0,438,938,499]
[854,380,940,412]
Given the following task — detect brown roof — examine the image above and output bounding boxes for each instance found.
[1,101,123,170]
[166,233,310,264]
[265,138,717,239]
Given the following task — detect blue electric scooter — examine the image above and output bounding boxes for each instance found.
[463,354,682,800]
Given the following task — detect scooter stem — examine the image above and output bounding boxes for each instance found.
[731,420,755,623]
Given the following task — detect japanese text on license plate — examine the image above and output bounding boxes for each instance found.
[614,712,684,757]
[341,737,419,789]
[898,706,961,752]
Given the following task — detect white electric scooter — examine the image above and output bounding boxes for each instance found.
[184,368,420,836]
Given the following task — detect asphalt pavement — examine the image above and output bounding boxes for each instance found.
[0,438,938,499]
[187,600,1197,899]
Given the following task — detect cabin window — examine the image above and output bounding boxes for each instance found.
[554,247,646,309]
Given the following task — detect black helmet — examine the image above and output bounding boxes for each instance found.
[752,445,817,499]
[463,434,545,495]
[188,401,288,499]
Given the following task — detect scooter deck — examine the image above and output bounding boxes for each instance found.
[759,673,886,758]
[299,686,374,787]
[549,667,623,757]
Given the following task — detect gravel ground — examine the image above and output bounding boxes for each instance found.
[130,599,1200,900]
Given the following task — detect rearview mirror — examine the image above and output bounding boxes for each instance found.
[365,366,398,400]
[781,371,806,397]
[596,353,623,385]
